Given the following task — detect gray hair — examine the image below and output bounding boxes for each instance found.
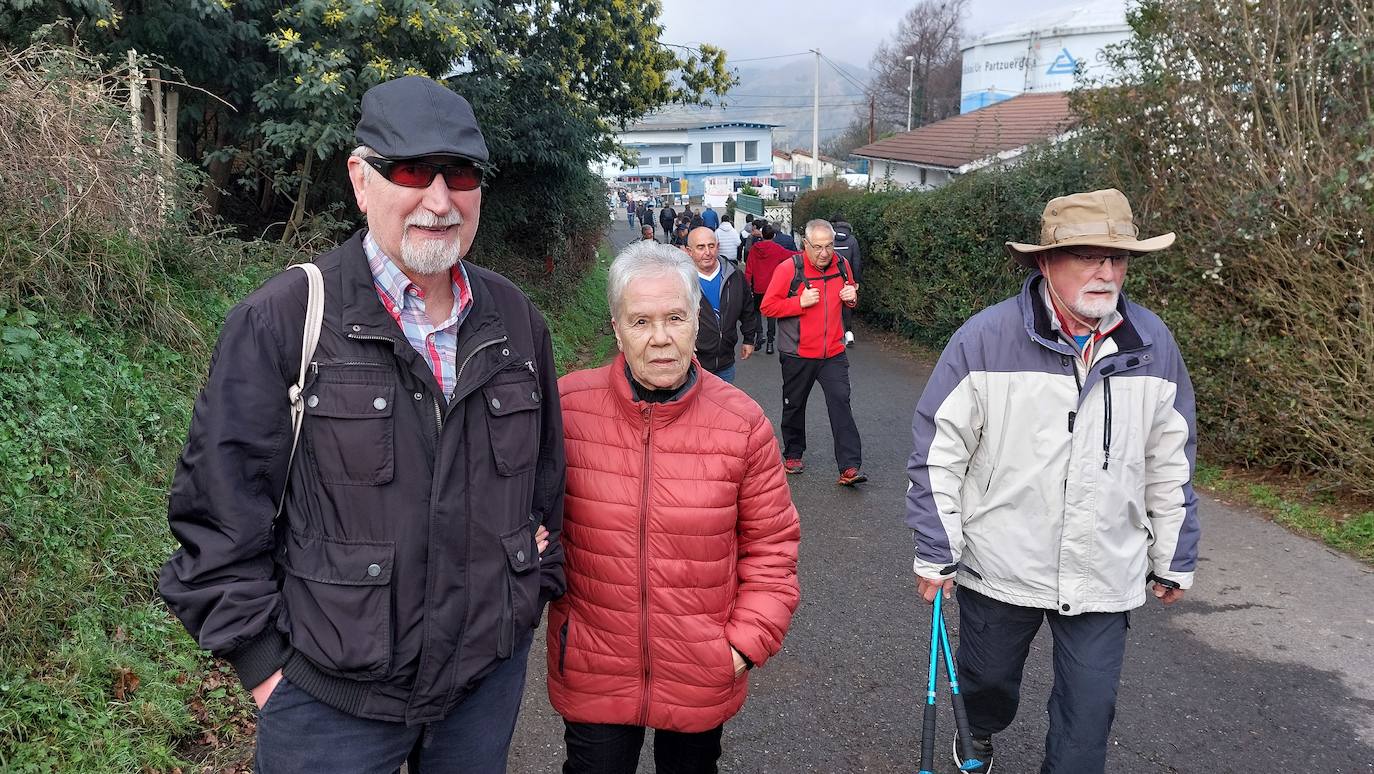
[607,241,700,321]
[804,219,835,242]
[352,145,378,181]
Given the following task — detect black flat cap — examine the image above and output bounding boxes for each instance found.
[355,76,489,163]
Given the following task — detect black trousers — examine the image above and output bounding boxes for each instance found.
[956,587,1128,774]
[752,292,776,345]
[779,352,861,471]
[562,721,723,774]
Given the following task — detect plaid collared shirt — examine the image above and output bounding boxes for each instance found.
[365,233,473,400]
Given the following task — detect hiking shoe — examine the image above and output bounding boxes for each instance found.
[836,467,867,486]
[953,734,994,773]
[765,341,774,354]
[783,458,805,475]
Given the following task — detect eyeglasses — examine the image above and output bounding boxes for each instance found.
[364,156,484,191]
[1063,247,1131,268]
[805,240,835,253]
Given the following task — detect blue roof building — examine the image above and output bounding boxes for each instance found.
[597,116,776,197]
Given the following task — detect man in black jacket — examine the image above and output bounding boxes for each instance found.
[159,76,566,772]
[684,226,757,383]
[658,201,676,241]
[831,215,864,345]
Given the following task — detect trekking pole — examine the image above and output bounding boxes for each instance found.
[918,590,942,774]
[938,598,984,772]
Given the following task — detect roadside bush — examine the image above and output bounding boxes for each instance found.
[794,143,1098,349]
[801,0,1374,501]
[1074,0,1374,493]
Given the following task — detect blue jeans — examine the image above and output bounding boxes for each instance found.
[955,587,1128,774]
[254,632,532,773]
[710,364,736,383]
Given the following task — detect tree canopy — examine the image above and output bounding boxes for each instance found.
[0,0,733,235]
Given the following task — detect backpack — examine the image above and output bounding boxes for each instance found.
[787,253,850,297]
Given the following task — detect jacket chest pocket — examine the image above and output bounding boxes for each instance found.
[280,529,394,677]
[305,381,395,486]
[482,375,541,476]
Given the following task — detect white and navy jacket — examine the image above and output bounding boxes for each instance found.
[906,273,1200,614]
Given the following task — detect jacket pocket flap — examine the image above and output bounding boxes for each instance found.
[482,379,541,417]
[500,526,536,574]
[304,383,395,419]
[283,529,394,585]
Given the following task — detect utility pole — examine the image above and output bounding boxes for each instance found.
[811,49,820,191]
[905,54,916,132]
[868,94,876,144]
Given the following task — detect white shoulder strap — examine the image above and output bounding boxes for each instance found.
[277,263,324,520]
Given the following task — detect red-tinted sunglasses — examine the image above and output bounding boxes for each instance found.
[364,156,484,191]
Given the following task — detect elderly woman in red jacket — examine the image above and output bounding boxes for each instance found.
[548,241,801,774]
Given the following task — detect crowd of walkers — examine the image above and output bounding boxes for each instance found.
[158,75,1200,774]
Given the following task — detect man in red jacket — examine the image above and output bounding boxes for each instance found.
[760,219,865,485]
[744,222,797,354]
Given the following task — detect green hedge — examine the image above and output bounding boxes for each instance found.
[796,146,1098,349]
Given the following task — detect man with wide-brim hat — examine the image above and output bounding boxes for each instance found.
[904,188,1200,774]
[160,76,567,771]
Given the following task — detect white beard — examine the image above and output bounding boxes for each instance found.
[1071,285,1120,319]
[399,210,463,275]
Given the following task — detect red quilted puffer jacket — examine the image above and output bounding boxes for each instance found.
[547,355,801,733]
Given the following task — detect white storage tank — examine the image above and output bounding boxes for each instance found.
[959,4,1131,113]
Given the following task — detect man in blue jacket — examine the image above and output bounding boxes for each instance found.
[701,204,720,229]
[906,189,1200,774]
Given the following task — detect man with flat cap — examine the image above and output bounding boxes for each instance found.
[159,76,565,772]
[905,189,1200,773]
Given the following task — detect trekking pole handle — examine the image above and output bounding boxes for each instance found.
[919,702,937,774]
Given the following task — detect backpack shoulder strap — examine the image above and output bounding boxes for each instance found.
[787,253,806,297]
[277,262,324,520]
[837,257,851,284]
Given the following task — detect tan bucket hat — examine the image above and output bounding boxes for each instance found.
[1005,188,1175,267]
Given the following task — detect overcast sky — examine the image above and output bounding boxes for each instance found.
[657,0,1129,70]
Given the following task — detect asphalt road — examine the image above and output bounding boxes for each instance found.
[507,219,1374,772]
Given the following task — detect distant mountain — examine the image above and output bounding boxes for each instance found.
[631,60,871,152]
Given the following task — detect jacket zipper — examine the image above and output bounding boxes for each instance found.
[456,335,508,387]
[821,267,831,357]
[637,405,654,726]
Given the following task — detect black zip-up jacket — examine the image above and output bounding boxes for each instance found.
[159,231,565,725]
[832,220,863,283]
[694,259,759,373]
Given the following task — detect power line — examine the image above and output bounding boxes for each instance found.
[722,100,869,108]
[819,53,871,94]
[726,51,813,63]
[662,43,813,65]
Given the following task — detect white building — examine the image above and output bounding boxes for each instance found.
[959,5,1131,113]
[853,93,1075,191]
[787,149,846,180]
[596,116,775,197]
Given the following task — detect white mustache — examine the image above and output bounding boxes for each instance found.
[1081,283,1118,294]
[406,211,461,228]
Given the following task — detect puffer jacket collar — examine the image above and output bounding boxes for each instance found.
[610,352,704,428]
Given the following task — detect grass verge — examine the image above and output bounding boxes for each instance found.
[0,224,611,772]
[547,244,615,374]
[1194,463,1374,564]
